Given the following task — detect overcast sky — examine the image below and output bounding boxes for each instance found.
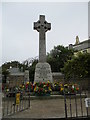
[1,2,88,65]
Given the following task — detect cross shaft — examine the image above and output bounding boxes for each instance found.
[34,15,51,62]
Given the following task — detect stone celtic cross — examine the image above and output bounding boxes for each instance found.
[34,15,51,62]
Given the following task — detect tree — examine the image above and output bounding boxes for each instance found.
[61,53,90,79]
[1,45,74,83]
[29,59,38,83]
[47,45,74,72]
[2,70,10,83]
[2,61,28,72]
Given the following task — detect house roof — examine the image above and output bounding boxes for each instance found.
[68,39,90,51]
[9,67,24,76]
[73,39,90,47]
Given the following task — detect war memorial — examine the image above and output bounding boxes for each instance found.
[34,15,53,83]
[1,15,90,120]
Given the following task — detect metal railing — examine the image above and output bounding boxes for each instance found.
[63,88,89,119]
[2,82,90,119]
[2,90,30,117]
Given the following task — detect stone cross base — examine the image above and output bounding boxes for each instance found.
[34,62,53,83]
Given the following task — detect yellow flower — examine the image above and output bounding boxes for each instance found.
[61,87,64,91]
[49,89,52,91]
[49,87,52,91]
[60,84,63,87]
[49,87,50,89]
[47,80,50,83]
[26,82,29,84]
[34,87,36,91]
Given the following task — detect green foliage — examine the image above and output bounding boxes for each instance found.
[62,53,90,79]
[29,59,38,83]
[2,70,10,83]
[47,45,74,72]
[1,45,74,83]
[2,61,28,72]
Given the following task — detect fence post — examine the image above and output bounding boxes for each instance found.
[29,80,30,107]
[88,77,90,116]
[69,93,72,117]
[63,84,67,118]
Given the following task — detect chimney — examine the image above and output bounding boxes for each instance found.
[75,36,80,45]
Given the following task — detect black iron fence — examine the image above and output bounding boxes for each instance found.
[2,81,90,119]
[63,88,89,119]
[2,90,30,117]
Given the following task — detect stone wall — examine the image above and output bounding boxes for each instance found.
[9,75,24,87]
[52,72,64,83]
[52,73,89,90]
[65,78,89,90]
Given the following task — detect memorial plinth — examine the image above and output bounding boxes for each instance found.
[34,15,52,83]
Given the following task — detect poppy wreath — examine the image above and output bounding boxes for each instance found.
[34,81,52,96]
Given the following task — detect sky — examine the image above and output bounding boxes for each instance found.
[1,1,88,65]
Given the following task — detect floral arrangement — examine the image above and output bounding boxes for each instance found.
[60,83,79,94]
[24,82,33,92]
[34,81,52,96]
[53,82,60,91]
[3,82,33,93]
[3,80,80,96]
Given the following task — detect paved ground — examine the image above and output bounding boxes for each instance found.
[3,97,88,119]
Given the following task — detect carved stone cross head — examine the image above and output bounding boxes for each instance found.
[34,15,51,32]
